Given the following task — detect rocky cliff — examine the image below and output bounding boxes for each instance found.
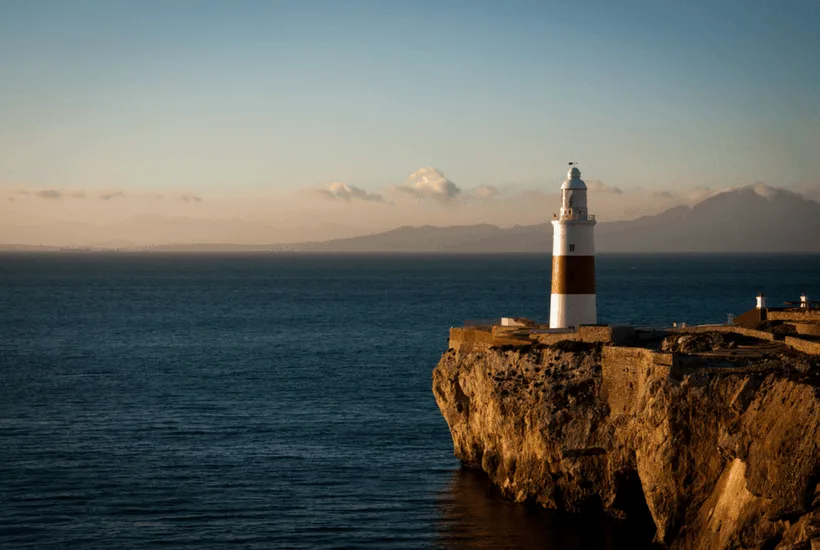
[432,335,820,549]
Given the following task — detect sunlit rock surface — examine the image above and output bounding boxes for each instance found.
[432,336,820,549]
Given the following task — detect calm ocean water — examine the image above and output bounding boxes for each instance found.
[2,253,819,549]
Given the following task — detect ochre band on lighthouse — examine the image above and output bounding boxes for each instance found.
[549,163,597,329]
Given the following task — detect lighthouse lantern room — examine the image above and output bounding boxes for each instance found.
[549,163,598,329]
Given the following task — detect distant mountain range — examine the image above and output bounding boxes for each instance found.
[286,183,820,253]
[3,184,819,253]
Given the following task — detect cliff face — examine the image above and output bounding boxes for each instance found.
[432,339,820,549]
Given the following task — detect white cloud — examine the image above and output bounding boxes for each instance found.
[394,167,461,202]
[586,179,623,194]
[6,186,206,204]
[318,182,386,203]
[99,191,125,201]
[473,185,500,199]
[33,189,62,199]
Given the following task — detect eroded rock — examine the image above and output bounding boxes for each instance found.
[433,341,820,549]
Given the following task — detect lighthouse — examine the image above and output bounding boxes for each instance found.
[549,163,597,329]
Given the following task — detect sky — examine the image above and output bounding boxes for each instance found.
[1,0,819,246]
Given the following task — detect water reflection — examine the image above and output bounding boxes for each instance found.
[436,467,654,550]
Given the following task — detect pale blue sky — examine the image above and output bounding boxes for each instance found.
[1,0,818,195]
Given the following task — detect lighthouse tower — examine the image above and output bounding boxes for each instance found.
[549,163,597,329]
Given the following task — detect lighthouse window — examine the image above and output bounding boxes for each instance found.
[569,244,575,252]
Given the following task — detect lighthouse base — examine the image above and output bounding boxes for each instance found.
[549,294,597,329]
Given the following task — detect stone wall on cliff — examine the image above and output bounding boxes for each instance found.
[768,310,820,322]
[786,336,820,356]
[433,338,820,549]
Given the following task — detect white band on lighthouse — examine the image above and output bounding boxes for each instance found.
[549,164,597,329]
[550,294,597,329]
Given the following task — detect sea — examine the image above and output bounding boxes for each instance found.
[1,253,819,550]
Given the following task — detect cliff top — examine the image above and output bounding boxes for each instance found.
[448,320,820,364]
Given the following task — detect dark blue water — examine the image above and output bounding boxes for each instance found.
[1,253,818,549]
